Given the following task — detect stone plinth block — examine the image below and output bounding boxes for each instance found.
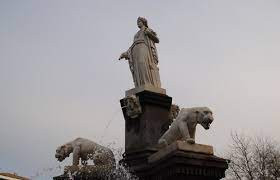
[149,141,214,163]
[130,141,228,180]
[125,84,166,96]
[120,90,172,152]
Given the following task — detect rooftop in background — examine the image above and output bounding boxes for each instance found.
[0,172,30,180]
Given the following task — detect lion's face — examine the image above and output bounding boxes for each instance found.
[55,145,69,162]
[196,108,214,130]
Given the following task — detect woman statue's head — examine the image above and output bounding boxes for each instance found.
[137,17,148,28]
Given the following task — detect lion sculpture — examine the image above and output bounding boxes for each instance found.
[158,107,214,147]
[55,137,115,171]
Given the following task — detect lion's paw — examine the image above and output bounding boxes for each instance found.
[157,139,168,149]
[186,138,195,144]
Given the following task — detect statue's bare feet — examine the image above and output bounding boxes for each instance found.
[187,138,195,144]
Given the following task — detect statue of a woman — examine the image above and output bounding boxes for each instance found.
[119,17,161,88]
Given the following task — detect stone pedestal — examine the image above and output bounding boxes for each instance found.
[120,90,172,151]
[120,90,228,180]
[124,141,228,180]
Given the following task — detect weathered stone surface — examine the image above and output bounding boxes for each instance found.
[147,152,228,180]
[149,141,213,163]
[119,17,161,88]
[125,149,227,180]
[121,148,158,170]
[120,90,172,151]
[55,137,115,167]
[125,84,166,96]
[54,138,115,180]
[122,95,142,118]
[158,107,214,147]
[120,91,228,180]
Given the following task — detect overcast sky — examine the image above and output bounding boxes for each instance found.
[0,0,280,179]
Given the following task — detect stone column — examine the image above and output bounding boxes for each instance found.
[120,89,228,180]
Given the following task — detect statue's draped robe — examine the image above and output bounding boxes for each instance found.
[127,28,161,88]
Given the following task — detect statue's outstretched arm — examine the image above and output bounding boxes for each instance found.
[119,51,130,60]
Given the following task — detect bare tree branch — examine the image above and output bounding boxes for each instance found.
[224,132,280,180]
